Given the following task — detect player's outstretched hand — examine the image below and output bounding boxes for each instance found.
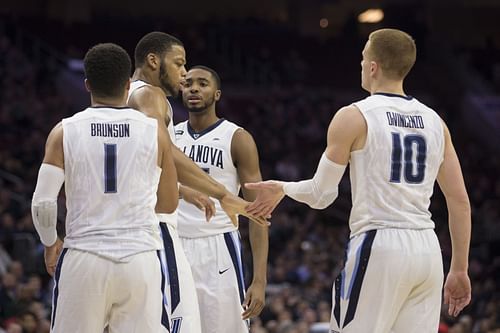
[44,237,63,277]
[181,186,216,222]
[245,180,285,218]
[444,271,471,317]
[219,192,269,228]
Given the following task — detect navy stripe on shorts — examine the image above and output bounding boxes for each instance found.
[51,248,68,329]
[224,232,245,304]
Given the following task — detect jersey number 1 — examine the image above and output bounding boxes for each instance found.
[104,144,117,193]
[390,133,426,184]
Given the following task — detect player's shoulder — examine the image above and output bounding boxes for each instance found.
[231,124,256,150]
[130,84,165,100]
[333,104,365,124]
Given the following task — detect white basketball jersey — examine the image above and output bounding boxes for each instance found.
[62,106,163,262]
[128,80,176,142]
[175,119,241,238]
[349,93,445,237]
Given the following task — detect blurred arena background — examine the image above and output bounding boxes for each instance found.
[0,0,499,332]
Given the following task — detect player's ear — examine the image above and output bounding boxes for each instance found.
[125,78,131,93]
[146,53,159,70]
[370,61,378,77]
[84,79,91,93]
[215,89,221,102]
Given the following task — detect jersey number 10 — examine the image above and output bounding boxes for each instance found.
[390,133,426,184]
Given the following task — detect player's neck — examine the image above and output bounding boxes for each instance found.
[90,95,127,108]
[188,109,219,132]
[371,79,405,96]
[132,69,157,88]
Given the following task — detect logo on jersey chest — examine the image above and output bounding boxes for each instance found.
[182,145,224,169]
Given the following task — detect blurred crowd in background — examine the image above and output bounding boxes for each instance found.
[0,7,499,333]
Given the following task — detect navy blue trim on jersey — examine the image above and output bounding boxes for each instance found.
[343,230,377,328]
[187,118,225,140]
[160,223,180,312]
[51,248,68,329]
[157,250,170,331]
[224,232,245,304]
[374,92,413,101]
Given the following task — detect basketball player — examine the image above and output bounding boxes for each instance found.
[176,66,268,333]
[246,29,472,333]
[128,32,267,333]
[32,43,178,332]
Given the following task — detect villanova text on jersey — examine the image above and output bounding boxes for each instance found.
[386,112,425,129]
[182,145,224,169]
[90,123,130,137]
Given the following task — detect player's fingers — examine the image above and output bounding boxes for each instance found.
[443,288,451,306]
[248,201,274,217]
[454,297,470,317]
[204,200,215,222]
[193,199,205,211]
[260,204,274,218]
[244,182,264,190]
[246,299,264,319]
[448,299,457,316]
[250,298,264,316]
[207,200,216,220]
[204,208,211,222]
[246,201,265,215]
[243,292,251,308]
[242,302,256,319]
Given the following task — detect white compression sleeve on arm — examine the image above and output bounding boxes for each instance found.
[283,153,346,209]
[31,163,65,246]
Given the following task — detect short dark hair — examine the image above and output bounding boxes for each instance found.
[83,43,131,98]
[190,65,221,89]
[134,32,184,67]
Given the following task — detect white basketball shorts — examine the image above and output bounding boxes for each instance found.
[180,231,249,333]
[330,228,444,333]
[51,249,164,333]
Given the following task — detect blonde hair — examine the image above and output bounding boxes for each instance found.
[367,29,416,80]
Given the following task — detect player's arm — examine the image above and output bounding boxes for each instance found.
[129,85,267,225]
[231,129,268,319]
[32,123,65,276]
[437,121,472,316]
[246,105,364,216]
[156,120,179,214]
[128,85,170,124]
[128,86,227,200]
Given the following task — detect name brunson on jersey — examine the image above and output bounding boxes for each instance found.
[90,123,130,137]
[181,145,224,169]
[386,112,425,129]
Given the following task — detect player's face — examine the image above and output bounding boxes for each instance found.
[182,69,220,112]
[159,44,187,97]
[361,41,372,92]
